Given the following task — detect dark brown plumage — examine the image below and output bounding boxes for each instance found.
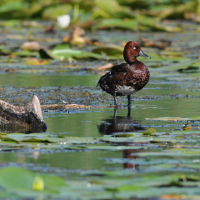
[97,41,151,106]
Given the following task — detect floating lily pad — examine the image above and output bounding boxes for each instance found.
[13,50,38,58]
[142,128,157,136]
[0,167,68,197]
[94,0,135,19]
[0,1,29,19]
[0,133,63,143]
[112,133,134,137]
[145,117,200,122]
[42,4,72,20]
[51,44,101,60]
[92,44,123,56]
[51,44,123,60]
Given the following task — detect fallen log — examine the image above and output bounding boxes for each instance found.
[0,95,47,133]
[41,104,93,110]
[41,104,116,110]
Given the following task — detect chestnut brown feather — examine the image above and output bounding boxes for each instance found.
[97,41,150,106]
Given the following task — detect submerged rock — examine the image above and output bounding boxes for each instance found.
[0,95,47,133]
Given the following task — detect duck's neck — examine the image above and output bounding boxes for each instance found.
[123,50,138,64]
[126,57,138,64]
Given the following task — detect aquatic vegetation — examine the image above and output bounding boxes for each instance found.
[0,0,200,199]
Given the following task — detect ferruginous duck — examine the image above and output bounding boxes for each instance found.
[97,41,151,107]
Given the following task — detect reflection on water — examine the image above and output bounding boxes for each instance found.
[0,120,47,134]
[123,148,140,170]
[98,107,145,170]
[0,124,35,134]
[98,107,145,135]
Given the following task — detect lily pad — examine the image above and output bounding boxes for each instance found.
[0,167,67,196]
[93,18,138,31]
[51,44,123,60]
[112,133,134,137]
[94,0,135,19]
[0,133,63,143]
[142,128,157,136]
[51,44,102,60]
[42,4,72,20]
[0,1,29,19]
[92,44,123,56]
[145,117,200,122]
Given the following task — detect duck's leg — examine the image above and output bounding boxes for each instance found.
[127,105,131,117]
[127,95,131,107]
[114,93,118,106]
[114,106,118,119]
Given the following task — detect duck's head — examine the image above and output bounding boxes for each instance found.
[123,41,151,64]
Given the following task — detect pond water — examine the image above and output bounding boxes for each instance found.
[1,27,200,198]
[1,71,200,171]
[2,72,200,138]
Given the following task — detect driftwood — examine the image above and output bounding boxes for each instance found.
[41,104,116,110]
[41,104,93,110]
[0,95,47,133]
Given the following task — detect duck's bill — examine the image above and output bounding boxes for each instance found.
[138,50,151,59]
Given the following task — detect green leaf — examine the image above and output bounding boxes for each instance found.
[0,167,68,196]
[41,174,67,188]
[51,44,123,60]
[93,18,138,31]
[112,133,134,137]
[51,44,102,60]
[94,0,135,19]
[0,133,63,143]
[179,175,200,182]
[0,167,35,190]
[13,50,38,58]
[0,1,29,13]
[142,128,157,136]
[42,5,72,20]
[145,117,200,122]
[92,44,123,56]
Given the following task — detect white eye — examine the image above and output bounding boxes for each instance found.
[133,47,136,50]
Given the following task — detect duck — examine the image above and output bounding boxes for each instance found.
[97,41,151,107]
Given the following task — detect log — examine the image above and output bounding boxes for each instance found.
[0,95,47,133]
[41,104,115,110]
[41,104,93,110]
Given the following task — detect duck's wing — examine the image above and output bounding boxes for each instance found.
[97,63,128,87]
[110,63,129,75]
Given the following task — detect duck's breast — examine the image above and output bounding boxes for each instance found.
[128,61,150,91]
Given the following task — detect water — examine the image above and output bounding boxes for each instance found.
[0,71,200,173]
[1,26,200,198]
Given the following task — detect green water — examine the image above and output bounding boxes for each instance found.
[0,28,200,198]
[0,73,100,87]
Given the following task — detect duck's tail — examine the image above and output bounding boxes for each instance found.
[96,81,100,88]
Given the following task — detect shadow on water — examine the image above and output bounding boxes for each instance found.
[98,106,145,170]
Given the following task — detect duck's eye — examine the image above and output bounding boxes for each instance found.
[133,47,136,50]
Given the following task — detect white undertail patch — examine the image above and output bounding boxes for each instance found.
[116,85,138,95]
